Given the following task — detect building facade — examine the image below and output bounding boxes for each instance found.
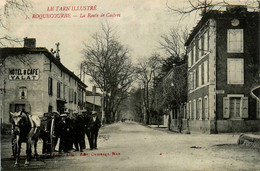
[185,6,260,133]
[0,38,87,131]
[161,59,187,131]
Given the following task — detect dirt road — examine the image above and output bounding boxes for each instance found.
[1,122,260,170]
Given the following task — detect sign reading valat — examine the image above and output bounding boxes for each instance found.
[9,69,40,81]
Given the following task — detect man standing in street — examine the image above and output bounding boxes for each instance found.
[74,113,85,152]
[88,111,101,150]
[57,114,70,153]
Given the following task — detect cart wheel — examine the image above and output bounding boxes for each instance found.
[50,118,55,156]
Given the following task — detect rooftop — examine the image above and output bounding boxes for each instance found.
[0,46,87,88]
[185,5,259,46]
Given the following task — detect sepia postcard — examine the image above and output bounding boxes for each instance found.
[1,0,260,170]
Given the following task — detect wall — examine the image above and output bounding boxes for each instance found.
[188,120,211,133]
[217,120,260,133]
[2,53,45,124]
[215,13,259,120]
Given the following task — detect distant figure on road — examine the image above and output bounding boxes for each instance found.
[88,111,101,150]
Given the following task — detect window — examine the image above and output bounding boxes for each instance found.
[192,46,196,65]
[201,35,204,56]
[193,99,196,120]
[230,97,241,118]
[193,70,196,89]
[198,98,202,120]
[63,84,66,100]
[201,63,204,85]
[188,51,191,67]
[188,72,194,91]
[74,92,77,104]
[223,96,248,119]
[69,88,73,103]
[204,96,208,120]
[204,60,208,83]
[195,41,199,61]
[186,103,189,119]
[227,29,243,53]
[50,62,52,72]
[189,101,192,119]
[48,77,53,95]
[204,31,209,52]
[198,38,202,58]
[227,58,244,84]
[19,87,27,99]
[198,65,202,87]
[57,82,61,98]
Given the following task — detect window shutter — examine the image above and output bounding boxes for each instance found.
[223,97,230,118]
[241,97,248,118]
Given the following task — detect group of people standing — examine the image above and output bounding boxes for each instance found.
[56,111,101,153]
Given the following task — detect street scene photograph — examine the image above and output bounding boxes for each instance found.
[0,0,260,170]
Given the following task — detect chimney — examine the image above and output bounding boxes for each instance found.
[24,38,36,48]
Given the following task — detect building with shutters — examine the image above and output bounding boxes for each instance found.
[185,6,260,133]
[0,38,87,132]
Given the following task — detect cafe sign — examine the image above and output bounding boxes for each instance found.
[9,69,40,81]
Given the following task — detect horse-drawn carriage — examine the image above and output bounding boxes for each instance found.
[10,111,61,166]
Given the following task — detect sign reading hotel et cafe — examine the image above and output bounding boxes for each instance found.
[9,69,40,81]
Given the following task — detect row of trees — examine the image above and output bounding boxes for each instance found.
[127,0,260,125]
[80,23,189,124]
[130,27,188,125]
[81,0,260,124]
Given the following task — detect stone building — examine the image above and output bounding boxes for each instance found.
[185,6,260,133]
[0,38,87,131]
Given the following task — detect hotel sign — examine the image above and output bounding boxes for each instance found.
[9,69,40,81]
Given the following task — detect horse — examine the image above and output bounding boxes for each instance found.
[10,111,41,167]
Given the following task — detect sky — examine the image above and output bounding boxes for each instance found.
[1,0,258,90]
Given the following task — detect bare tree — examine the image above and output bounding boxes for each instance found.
[135,53,162,125]
[0,0,32,47]
[82,24,134,123]
[167,0,259,16]
[159,27,188,59]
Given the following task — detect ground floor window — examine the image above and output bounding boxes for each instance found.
[230,97,241,118]
[193,99,196,120]
[223,95,248,119]
[197,98,202,120]
[204,96,208,120]
[189,101,192,119]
